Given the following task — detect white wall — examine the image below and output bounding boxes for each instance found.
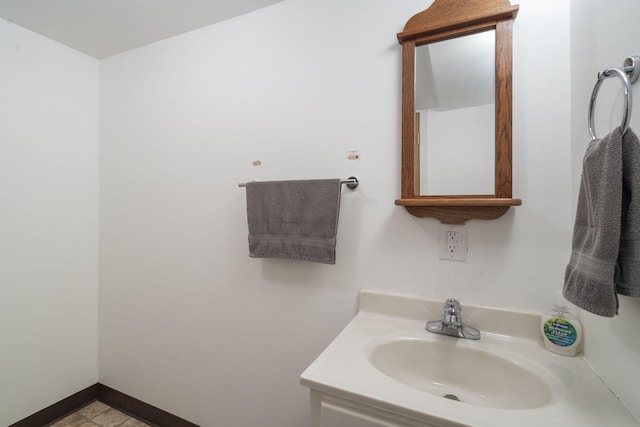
[0,20,99,425]
[99,0,576,425]
[570,0,640,420]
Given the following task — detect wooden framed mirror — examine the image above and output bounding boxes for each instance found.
[395,0,521,224]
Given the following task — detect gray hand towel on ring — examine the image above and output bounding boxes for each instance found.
[617,128,640,298]
[245,179,342,264]
[563,127,623,317]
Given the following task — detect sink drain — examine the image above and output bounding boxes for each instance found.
[443,394,460,402]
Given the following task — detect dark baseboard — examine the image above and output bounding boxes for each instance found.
[98,384,198,427]
[9,383,199,427]
[9,384,99,427]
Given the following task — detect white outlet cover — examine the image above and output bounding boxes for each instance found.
[439,224,467,261]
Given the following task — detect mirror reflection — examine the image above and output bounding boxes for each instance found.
[416,30,495,195]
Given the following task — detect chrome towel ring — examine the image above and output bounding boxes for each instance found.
[588,56,639,141]
[588,68,632,141]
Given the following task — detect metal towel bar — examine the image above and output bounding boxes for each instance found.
[238,176,359,190]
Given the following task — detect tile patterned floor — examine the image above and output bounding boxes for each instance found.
[49,400,151,427]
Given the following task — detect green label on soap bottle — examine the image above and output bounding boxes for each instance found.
[543,318,577,347]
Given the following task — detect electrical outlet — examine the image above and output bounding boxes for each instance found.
[447,231,459,254]
[439,225,467,261]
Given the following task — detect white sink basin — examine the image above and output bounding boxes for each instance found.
[368,337,555,409]
[301,290,640,427]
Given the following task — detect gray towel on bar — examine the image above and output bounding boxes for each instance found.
[563,127,623,317]
[246,179,342,264]
[617,128,640,297]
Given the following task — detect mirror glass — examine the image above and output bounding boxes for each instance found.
[416,30,495,195]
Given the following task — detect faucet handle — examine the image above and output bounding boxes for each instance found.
[444,298,461,312]
[443,298,462,327]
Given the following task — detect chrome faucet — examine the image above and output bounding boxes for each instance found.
[426,298,480,340]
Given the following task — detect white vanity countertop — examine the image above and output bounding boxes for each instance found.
[300,289,639,427]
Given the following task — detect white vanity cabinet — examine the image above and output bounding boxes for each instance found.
[310,391,440,427]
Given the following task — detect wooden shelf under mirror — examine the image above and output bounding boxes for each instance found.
[395,0,521,224]
[396,196,522,224]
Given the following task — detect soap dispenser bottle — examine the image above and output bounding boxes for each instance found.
[540,295,582,357]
